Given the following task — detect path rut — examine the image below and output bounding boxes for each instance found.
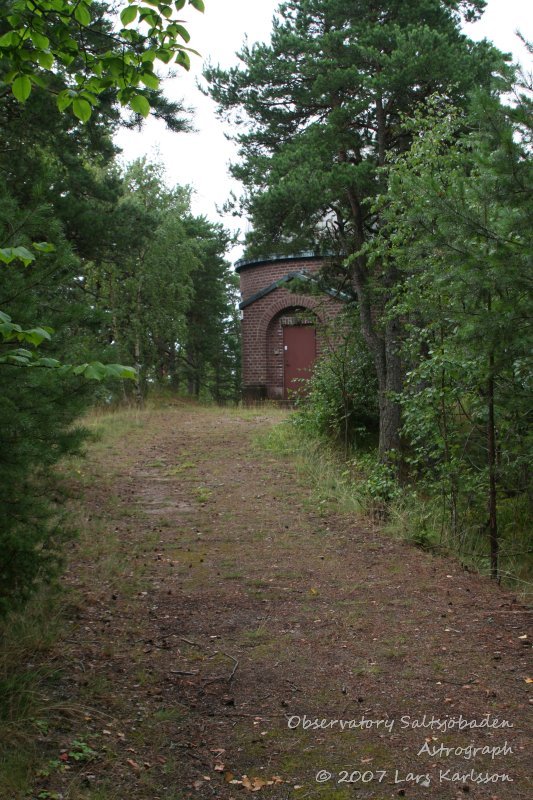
[47,405,531,800]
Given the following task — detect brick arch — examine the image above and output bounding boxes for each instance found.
[253,294,323,352]
[261,297,322,400]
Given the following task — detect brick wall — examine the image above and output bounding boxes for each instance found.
[239,255,326,299]
[237,255,345,399]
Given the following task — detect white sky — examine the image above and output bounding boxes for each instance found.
[114,0,532,262]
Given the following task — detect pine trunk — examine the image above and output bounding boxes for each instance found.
[487,353,499,579]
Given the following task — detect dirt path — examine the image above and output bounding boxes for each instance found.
[39,404,531,800]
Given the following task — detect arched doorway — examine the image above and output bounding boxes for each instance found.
[266,307,318,400]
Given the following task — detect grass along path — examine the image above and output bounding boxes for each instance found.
[1,402,531,800]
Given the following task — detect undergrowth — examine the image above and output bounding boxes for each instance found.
[259,417,532,602]
[257,421,364,516]
[0,587,67,798]
[0,402,153,798]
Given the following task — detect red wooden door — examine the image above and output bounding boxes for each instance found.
[283,325,316,399]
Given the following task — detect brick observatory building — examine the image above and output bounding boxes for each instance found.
[236,252,348,401]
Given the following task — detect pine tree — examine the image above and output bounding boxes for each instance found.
[206,0,509,458]
[369,92,532,577]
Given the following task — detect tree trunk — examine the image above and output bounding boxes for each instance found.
[168,347,180,390]
[487,351,499,579]
[379,316,403,455]
[134,285,144,407]
[343,146,404,461]
[350,256,403,460]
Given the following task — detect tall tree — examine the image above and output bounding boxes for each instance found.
[182,215,239,400]
[206,0,508,458]
[0,159,105,616]
[369,93,532,577]
[89,159,199,401]
[83,158,240,404]
[0,0,200,614]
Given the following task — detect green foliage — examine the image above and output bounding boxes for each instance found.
[66,739,97,763]
[206,0,509,456]
[352,455,404,506]
[0,26,147,616]
[181,214,241,401]
[0,371,87,617]
[0,0,204,119]
[368,91,532,577]
[292,311,378,452]
[85,157,240,405]
[0,237,131,623]
[207,0,503,250]
[0,252,135,379]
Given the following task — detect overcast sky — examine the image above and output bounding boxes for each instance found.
[114,0,532,262]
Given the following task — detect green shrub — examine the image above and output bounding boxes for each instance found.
[293,313,378,452]
[0,367,89,618]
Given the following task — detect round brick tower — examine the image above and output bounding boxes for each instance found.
[236,252,347,401]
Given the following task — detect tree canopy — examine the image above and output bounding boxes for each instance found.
[368,92,532,577]
[0,0,243,615]
[0,0,205,119]
[206,0,510,457]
